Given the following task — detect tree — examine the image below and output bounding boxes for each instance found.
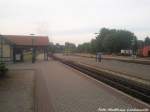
[90,39,97,53]
[64,42,76,53]
[95,28,110,52]
[137,40,144,49]
[95,28,137,53]
[144,36,150,46]
[76,42,91,53]
[48,43,65,53]
[76,28,138,54]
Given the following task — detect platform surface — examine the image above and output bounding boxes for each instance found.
[7,56,150,112]
[36,59,149,112]
[55,54,150,81]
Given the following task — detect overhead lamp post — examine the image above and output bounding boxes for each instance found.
[0,34,3,61]
[30,34,36,63]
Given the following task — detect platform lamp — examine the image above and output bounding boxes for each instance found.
[0,34,3,61]
[30,34,36,63]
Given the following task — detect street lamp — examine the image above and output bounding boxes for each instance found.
[30,34,36,63]
[0,34,3,60]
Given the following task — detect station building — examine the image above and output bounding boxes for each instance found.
[0,35,49,63]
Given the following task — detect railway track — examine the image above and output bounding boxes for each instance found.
[52,55,150,104]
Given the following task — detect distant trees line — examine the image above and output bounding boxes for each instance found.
[49,28,150,54]
[49,42,76,53]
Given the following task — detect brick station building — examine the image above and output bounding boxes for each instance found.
[0,35,49,63]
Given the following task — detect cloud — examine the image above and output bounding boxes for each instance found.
[0,0,150,44]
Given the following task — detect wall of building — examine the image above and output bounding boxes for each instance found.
[137,48,143,57]
[143,46,150,57]
[3,44,11,57]
[0,39,12,62]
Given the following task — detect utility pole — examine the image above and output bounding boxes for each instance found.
[0,34,3,62]
[131,37,137,58]
[30,34,36,63]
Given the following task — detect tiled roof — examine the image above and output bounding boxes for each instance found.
[3,35,49,46]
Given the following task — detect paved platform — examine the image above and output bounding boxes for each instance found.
[7,56,150,112]
[37,59,150,112]
[0,70,34,112]
[55,54,150,82]
[74,53,150,63]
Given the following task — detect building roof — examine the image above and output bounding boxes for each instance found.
[3,35,49,46]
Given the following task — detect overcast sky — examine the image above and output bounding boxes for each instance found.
[0,0,150,45]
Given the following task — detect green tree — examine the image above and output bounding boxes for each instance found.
[76,28,138,54]
[64,42,76,53]
[137,40,144,49]
[95,28,137,53]
[95,28,110,51]
[48,43,65,53]
[76,43,91,53]
[144,36,150,46]
[90,39,97,53]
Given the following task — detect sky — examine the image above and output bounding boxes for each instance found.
[0,0,150,45]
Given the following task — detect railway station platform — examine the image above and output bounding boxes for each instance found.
[36,58,150,111]
[7,55,150,112]
[73,53,150,65]
[55,54,150,83]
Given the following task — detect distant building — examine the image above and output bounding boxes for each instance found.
[138,45,150,57]
[121,49,132,56]
[0,35,49,63]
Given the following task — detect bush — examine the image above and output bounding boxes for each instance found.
[0,62,8,75]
